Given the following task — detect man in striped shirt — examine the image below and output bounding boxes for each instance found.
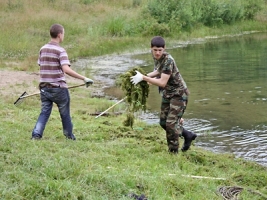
[32,24,93,140]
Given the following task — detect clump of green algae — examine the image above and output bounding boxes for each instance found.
[117,67,149,128]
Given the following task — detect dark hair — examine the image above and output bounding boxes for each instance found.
[151,36,165,48]
[50,24,64,38]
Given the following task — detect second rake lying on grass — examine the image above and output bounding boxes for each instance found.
[14,83,86,106]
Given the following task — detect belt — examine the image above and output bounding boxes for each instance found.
[39,83,60,89]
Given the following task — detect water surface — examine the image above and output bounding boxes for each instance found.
[132,33,267,166]
[74,33,267,166]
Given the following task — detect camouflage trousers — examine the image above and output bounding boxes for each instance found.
[159,95,187,151]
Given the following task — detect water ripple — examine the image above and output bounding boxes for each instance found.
[185,118,267,167]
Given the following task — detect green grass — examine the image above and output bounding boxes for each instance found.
[1,89,267,199]
[1,0,267,199]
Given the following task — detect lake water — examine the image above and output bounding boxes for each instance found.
[74,32,267,167]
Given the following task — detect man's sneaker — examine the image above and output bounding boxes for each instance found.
[31,136,41,140]
[66,136,76,140]
[181,129,197,152]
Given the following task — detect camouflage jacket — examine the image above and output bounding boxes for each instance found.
[154,52,188,98]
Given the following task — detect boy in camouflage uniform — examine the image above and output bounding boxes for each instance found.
[130,36,196,153]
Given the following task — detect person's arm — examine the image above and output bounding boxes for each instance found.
[130,70,170,88]
[147,70,160,78]
[62,65,94,87]
[62,65,85,80]
[143,73,170,88]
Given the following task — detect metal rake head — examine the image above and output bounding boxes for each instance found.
[14,91,28,106]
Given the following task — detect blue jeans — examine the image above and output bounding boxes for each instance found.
[32,87,75,140]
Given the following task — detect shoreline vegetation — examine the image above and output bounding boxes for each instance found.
[1,0,267,199]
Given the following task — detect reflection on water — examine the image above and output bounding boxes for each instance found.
[76,33,267,167]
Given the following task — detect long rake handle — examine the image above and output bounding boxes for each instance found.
[20,91,40,99]
[67,83,86,89]
[95,97,126,119]
[19,83,86,99]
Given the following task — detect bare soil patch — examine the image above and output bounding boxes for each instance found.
[0,70,106,103]
[0,54,144,103]
[0,71,40,98]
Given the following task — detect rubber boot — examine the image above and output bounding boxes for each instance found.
[168,139,179,154]
[181,128,197,151]
[168,148,178,154]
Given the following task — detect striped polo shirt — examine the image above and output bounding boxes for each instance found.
[38,41,70,88]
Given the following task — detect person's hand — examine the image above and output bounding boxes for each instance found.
[130,70,143,85]
[84,77,94,87]
[184,88,190,96]
[179,118,184,125]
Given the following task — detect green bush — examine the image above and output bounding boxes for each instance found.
[243,0,264,20]
[200,0,245,26]
[104,16,128,37]
[145,0,264,30]
[200,0,224,26]
[219,1,244,24]
[142,21,171,36]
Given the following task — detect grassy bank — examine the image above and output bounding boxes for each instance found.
[1,0,267,199]
[1,88,267,199]
[1,0,267,71]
